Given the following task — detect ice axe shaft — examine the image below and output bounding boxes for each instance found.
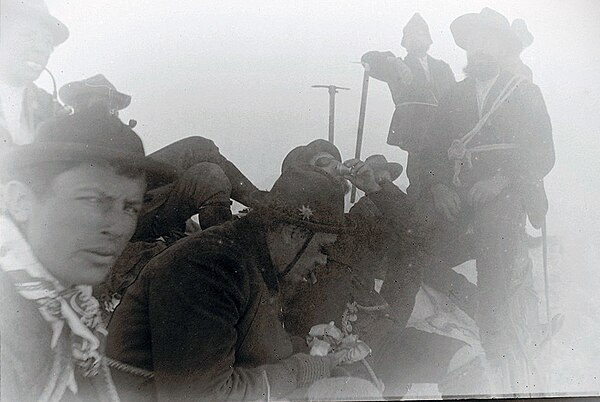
[542,218,550,323]
[350,69,370,203]
[312,85,350,144]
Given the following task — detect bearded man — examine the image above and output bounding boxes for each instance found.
[419,7,555,393]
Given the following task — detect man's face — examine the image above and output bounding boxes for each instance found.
[284,231,338,284]
[0,19,55,85]
[22,163,146,286]
[463,33,505,80]
[373,169,392,184]
[308,152,351,194]
[403,33,431,55]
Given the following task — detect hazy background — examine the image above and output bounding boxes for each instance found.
[41,0,600,396]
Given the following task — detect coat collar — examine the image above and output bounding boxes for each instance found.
[234,217,280,293]
[479,70,516,116]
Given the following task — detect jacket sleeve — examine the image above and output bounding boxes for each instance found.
[435,60,456,99]
[419,91,456,190]
[503,82,555,183]
[146,248,330,401]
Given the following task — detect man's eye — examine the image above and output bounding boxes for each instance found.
[124,204,141,216]
[79,196,102,204]
[314,157,334,168]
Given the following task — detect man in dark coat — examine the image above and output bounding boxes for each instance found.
[0,0,69,149]
[106,163,385,401]
[278,148,471,398]
[0,108,175,401]
[419,7,555,393]
[361,13,456,198]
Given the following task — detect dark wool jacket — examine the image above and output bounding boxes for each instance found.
[387,53,456,152]
[107,218,331,401]
[421,70,554,207]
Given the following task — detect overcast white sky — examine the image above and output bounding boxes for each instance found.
[42,0,600,236]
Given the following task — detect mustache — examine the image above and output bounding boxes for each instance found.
[463,55,500,79]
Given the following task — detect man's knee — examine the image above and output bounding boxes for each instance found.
[175,136,219,154]
[177,162,232,205]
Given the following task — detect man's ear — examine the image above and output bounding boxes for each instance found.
[280,224,295,245]
[280,224,309,245]
[3,181,36,223]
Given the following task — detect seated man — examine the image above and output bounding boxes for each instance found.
[278,146,468,398]
[0,108,174,401]
[106,164,382,401]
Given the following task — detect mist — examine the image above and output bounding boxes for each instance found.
[40,0,600,396]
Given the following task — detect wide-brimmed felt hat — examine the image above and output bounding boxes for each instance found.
[3,0,70,46]
[59,74,132,111]
[401,13,433,48]
[281,139,342,173]
[0,105,176,189]
[451,8,522,55]
[258,164,354,234]
[365,154,403,181]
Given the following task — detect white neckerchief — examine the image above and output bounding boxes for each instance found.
[0,81,33,145]
[417,54,431,82]
[475,74,499,117]
[0,214,108,401]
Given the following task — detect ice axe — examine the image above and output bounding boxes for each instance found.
[350,63,371,203]
[311,85,350,144]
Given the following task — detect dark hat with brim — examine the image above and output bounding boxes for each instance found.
[281,139,342,173]
[365,154,403,181]
[4,0,70,46]
[451,8,522,54]
[59,74,132,111]
[0,106,176,189]
[259,164,355,234]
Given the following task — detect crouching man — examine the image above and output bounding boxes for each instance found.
[0,110,174,400]
[107,164,383,401]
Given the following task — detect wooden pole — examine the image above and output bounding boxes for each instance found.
[350,69,370,203]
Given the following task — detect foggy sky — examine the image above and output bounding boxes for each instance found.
[42,0,600,236]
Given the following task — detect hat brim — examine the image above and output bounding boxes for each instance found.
[1,142,177,190]
[255,204,356,234]
[369,161,403,181]
[59,84,132,111]
[451,13,521,53]
[6,5,70,46]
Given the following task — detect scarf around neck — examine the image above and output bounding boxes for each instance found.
[0,214,119,402]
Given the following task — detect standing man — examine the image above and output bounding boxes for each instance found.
[362,12,456,198]
[0,0,69,148]
[107,164,382,401]
[420,7,554,393]
[0,109,175,401]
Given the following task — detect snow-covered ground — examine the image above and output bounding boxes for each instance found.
[401,229,600,399]
[540,231,600,396]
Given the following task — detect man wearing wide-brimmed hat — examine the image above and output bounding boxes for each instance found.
[106,161,389,401]
[0,107,175,401]
[0,0,70,148]
[419,7,555,393]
